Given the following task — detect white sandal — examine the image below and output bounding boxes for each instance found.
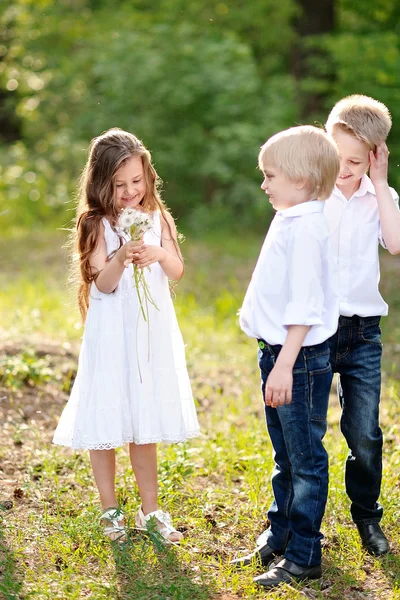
[99,507,127,543]
[135,506,183,545]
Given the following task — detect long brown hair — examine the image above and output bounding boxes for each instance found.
[69,128,181,320]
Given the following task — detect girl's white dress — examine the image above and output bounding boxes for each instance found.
[53,213,200,450]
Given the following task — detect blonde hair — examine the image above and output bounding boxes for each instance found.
[325,94,392,151]
[259,125,340,200]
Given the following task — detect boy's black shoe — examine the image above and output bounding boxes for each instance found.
[254,558,322,589]
[356,523,389,556]
[230,542,283,568]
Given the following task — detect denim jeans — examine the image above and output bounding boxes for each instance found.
[259,340,331,567]
[328,315,383,524]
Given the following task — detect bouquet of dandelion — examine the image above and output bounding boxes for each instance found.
[118,208,159,322]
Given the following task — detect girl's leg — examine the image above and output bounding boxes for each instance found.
[90,449,126,541]
[129,443,158,514]
[129,442,181,543]
[90,449,118,509]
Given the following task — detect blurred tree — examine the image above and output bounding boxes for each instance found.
[326,0,400,191]
[0,0,297,228]
[0,7,22,142]
[0,0,399,230]
[291,0,336,118]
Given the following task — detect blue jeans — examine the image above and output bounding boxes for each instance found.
[328,315,383,524]
[259,340,331,567]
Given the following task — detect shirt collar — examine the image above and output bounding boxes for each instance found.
[276,200,325,218]
[333,174,375,201]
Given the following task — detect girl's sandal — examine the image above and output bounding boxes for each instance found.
[99,507,127,543]
[135,506,183,545]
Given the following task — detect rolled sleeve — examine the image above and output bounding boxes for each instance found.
[283,301,324,327]
[379,186,399,248]
[282,225,325,327]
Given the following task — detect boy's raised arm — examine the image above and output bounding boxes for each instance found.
[370,142,400,255]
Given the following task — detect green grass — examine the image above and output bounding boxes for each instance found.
[0,231,400,599]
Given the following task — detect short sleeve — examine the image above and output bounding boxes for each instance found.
[282,224,325,327]
[379,187,399,248]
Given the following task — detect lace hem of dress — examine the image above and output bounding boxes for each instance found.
[53,430,201,450]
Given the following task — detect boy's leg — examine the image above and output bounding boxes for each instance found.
[275,344,331,568]
[260,345,295,553]
[332,316,388,554]
[231,346,289,568]
[231,345,293,568]
[263,404,293,551]
[254,343,331,588]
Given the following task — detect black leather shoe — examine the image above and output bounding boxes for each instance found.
[356,523,389,556]
[230,542,283,568]
[254,558,322,589]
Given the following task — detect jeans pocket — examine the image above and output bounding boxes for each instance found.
[308,364,331,421]
[259,349,274,376]
[360,323,382,346]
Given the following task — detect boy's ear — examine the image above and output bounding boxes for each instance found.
[295,179,308,190]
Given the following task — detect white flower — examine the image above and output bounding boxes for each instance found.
[118,208,154,240]
[119,210,135,229]
[116,208,159,381]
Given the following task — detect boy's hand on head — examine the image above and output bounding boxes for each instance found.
[264,364,293,408]
[369,142,389,186]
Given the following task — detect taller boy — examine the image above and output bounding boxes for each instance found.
[325,95,400,555]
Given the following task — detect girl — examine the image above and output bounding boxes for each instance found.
[53,128,200,543]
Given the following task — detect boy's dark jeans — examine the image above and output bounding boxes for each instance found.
[259,340,331,567]
[328,315,383,524]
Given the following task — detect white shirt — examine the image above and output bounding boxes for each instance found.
[324,175,399,317]
[240,201,339,346]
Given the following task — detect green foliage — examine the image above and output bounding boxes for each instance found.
[1,0,400,230]
[0,525,23,600]
[325,23,400,192]
[0,0,296,229]
[0,349,53,391]
[295,0,400,193]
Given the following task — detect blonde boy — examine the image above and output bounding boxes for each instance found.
[235,126,340,589]
[324,95,400,555]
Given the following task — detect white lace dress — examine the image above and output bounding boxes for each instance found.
[53,213,200,450]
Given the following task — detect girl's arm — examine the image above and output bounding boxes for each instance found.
[159,212,184,280]
[370,142,400,255]
[90,222,143,294]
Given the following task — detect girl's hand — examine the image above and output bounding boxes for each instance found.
[264,364,293,408]
[117,239,144,268]
[369,142,389,186]
[133,244,166,269]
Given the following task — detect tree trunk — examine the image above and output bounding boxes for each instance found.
[291,0,336,119]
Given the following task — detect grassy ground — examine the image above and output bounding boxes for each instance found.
[0,231,399,600]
